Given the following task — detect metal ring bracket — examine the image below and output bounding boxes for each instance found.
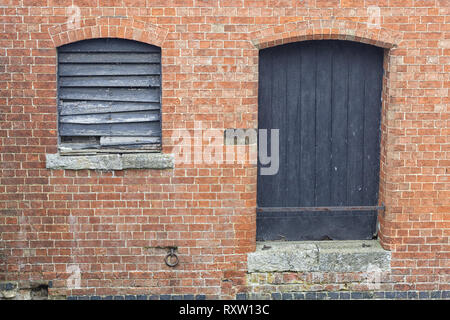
[164,248,179,267]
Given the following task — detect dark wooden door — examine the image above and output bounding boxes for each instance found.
[257,40,384,241]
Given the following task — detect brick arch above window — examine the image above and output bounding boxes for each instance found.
[250,19,403,50]
[48,17,168,49]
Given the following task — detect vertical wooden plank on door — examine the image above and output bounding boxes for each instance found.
[299,42,316,206]
[314,41,333,206]
[347,43,365,206]
[285,43,302,206]
[363,46,384,206]
[270,45,288,207]
[330,41,349,206]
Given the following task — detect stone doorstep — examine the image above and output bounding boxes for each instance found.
[247,240,391,273]
[46,153,175,170]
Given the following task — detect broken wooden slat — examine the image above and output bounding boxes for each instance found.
[59,146,161,155]
[59,122,161,137]
[59,52,161,64]
[59,75,160,88]
[59,87,160,103]
[59,142,101,150]
[100,136,161,146]
[59,101,160,116]
[105,144,161,150]
[60,111,160,124]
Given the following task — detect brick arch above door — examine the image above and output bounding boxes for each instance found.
[250,19,403,50]
[48,17,169,48]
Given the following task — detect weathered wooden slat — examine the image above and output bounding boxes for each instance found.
[100,136,161,146]
[58,38,160,53]
[60,122,161,137]
[59,141,101,150]
[59,64,160,76]
[108,144,161,150]
[100,144,161,150]
[59,75,160,88]
[59,52,161,64]
[60,142,160,151]
[59,88,160,103]
[60,111,160,124]
[59,146,161,155]
[60,101,160,116]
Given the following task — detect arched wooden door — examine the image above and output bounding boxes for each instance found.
[257,40,384,241]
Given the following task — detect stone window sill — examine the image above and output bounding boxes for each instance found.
[46,153,174,170]
[247,240,391,273]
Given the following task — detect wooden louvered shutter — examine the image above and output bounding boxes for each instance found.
[57,38,161,153]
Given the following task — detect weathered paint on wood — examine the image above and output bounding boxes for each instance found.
[59,52,161,63]
[100,136,161,146]
[257,40,384,241]
[59,75,160,88]
[59,63,160,76]
[60,101,160,116]
[60,121,161,137]
[58,146,161,155]
[59,111,160,124]
[256,211,378,241]
[59,88,160,103]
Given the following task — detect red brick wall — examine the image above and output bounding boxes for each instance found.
[0,0,449,298]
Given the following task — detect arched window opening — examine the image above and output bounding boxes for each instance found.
[57,38,162,154]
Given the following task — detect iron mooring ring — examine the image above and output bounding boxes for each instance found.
[164,248,179,267]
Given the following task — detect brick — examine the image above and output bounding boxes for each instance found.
[0,0,448,302]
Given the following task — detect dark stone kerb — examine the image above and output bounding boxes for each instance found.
[247,240,391,273]
[46,153,174,170]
